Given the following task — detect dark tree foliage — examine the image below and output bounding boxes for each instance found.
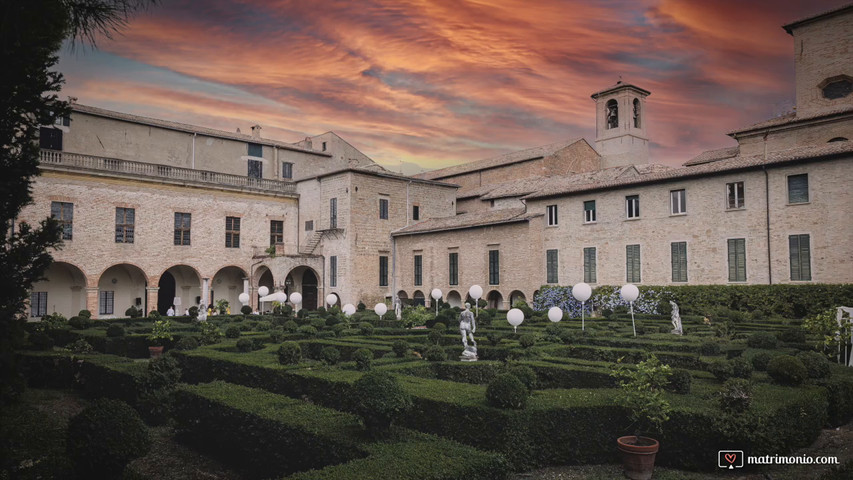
[0,0,155,404]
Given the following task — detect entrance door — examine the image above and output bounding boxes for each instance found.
[302,270,318,310]
[157,272,176,314]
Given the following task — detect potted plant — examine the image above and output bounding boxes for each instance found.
[215,299,229,315]
[611,354,672,480]
[147,320,173,358]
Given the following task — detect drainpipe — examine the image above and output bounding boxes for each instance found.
[406,181,410,225]
[191,133,196,169]
[391,234,397,309]
[763,130,772,285]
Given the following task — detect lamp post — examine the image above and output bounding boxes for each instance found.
[572,282,592,331]
[374,303,388,322]
[257,286,269,314]
[548,306,563,323]
[621,284,640,337]
[507,308,524,333]
[469,285,483,317]
[238,292,249,308]
[431,288,442,317]
[289,292,302,313]
[342,303,356,317]
[325,294,337,309]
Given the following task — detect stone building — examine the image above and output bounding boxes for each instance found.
[21,4,852,319]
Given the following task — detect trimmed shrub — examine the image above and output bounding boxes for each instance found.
[708,359,734,382]
[477,309,492,326]
[698,340,721,356]
[730,357,753,379]
[77,309,92,319]
[351,371,412,436]
[236,338,253,353]
[359,322,374,335]
[424,345,447,362]
[487,332,502,346]
[174,336,199,351]
[29,331,54,350]
[507,365,537,392]
[148,310,161,320]
[278,342,302,365]
[752,352,773,371]
[392,339,409,357]
[68,338,93,354]
[188,306,199,319]
[241,305,253,315]
[667,368,692,394]
[719,378,753,413]
[486,374,528,409]
[283,320,298,333]
[519,334,537,348]
[66,399,151,477]
[357,301,366,311]
[106,324,126,337]
[767,355,807,386]
[269,329,285,343]
[298,325,318,337]
[432,322,447,332]
[199,322,223,345]
[321,346,341,365]
[331,323,347,337]
[68,316,90,330]
[225,326,241,339]
[779,329,807,344]
[797,351,831,379]
[125,305,141,318]
[747,332,778,349]
[428,329,444,345]
[310,318,326,330]
[353,348,374,371]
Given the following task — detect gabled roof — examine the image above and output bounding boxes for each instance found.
[590,81,651,99]
[416,138,588,180]
[683,146,740,166]
[392,207,538,236]
[783,3,853,34]
[295,165,459,188]
[727,105,853,137]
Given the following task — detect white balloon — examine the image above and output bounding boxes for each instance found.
[507,308,524,327]
[326,294,338,306]
[620,284,640,303]
[238,293,250,305]
[257,286,269,297]
[431,288,442,300]
[572,282,592,302]
[273,291,287,303]
[469,285,483,300]
[289,292,303,305]
[343,304,356,316]
[374,303,388,316]
[548,306,563,323]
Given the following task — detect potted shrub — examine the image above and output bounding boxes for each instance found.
[611,354,672,480]
[147,320,173,358]
[215,298,229,315]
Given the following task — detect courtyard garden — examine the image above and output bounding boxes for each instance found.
[4,284,853,479]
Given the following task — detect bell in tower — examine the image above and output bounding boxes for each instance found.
[591,80,651,168]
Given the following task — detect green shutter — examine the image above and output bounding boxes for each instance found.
[626,245,640,283]
[584,247,596,283]
[728,238,746,282]
[671,242,687,282]
[787,175,809,203]
[546,250,558,283]
[790,234,811,281]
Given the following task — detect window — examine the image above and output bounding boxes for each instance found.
[626,244,641,283]
[606,99,618,129]
[670,189,686,215]
[174,212,191,245]
[329,256,337,287]
[39,127,63,150]
[626,195,640,219]
[583,247,597,283]
[248,159,262,179]
[322,141,327,152]
[726,182,744,209]
[546,249,558,283]
[329,198,337,229]
[412,205,419,221]
[546,205,558,226]
[822,77,852,100]
[414,255,422,286]
[671,242,688,282]
[633,98,641,128]
[99,291,114,315]
[789,234,812,281]
[225,216,240,248]
[115,207,135,243]
[30,292,47,317]
[51,201,73,240]
[488,250,500,285]
[379,256,388,286]
[448,252,458,285]
[787,174,809,204]
[248,142,263,157]
[55,116,70,127]
[727,238,746,282]
[270,220,283,245]
[379,198,389,220]
[305,220,313,231]
[584,200,596,223]
[282,162,293,179]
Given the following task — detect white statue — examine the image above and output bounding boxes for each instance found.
[670,300,683,335]
[459,303,477,360]
[395,302,402,321]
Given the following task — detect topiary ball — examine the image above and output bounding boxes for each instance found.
[766,355,807,386]
[507,365,537,392]
[708,359,734,382]
[282,320,298,333]
[424,345,447,362]
[719,378,753,413]
[321,346,341,365]
[310,318,326,330]
[359,322,374,335]
[796,351,831,379]
[297,325,318,337]
[667,368,692,394]
[351,371,412,436]
[353,348,374,371]
[236,338,253,353]
[241,305,253,315]
[77,309,92,319]
[68,316,90,330]
[66,399,151,477]
[751,352,773,371]
[486,374,528,409]
[432,322,447,332]
[277,342,302,365]
[519,333,537,348]
[106,324,126,338]
[428,329,443,345]
[746,332,778,349]
[730,357,753,379]
[174,336,199,351]
[225,326,241,339]
[392,339,409,357]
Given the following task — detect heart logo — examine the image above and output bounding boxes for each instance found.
[724,453,737,464]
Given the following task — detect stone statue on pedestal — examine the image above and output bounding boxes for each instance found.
[459,303,477,361]
[670,300,683,335]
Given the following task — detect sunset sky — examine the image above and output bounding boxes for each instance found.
[56,0,842,173]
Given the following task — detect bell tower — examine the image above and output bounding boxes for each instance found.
[591,81,651,168]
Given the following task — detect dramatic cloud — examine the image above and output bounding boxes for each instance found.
[57,0,842,171]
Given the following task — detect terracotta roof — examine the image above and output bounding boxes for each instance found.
[683,146,740,166]
[295,165,459,188]
[480,165,642,200]
[727,105,853,136]
[783,3,853,34]
[416,138,587,180]
[71,104,328,155]
[590,81,651,99]
[392,207,538,236]
[525,141,853,200]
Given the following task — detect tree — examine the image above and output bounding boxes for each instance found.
[0,0,155,403]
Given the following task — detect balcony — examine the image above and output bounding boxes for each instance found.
[39,149,296,195]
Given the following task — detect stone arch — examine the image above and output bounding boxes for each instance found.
[157,265,201,313]
[828,137,848,142]
[325,292,341,308]
[285,266,321,310]
[397,290,409,307]
[30,261,88,318]
[446,290,462,308]
[99,263,149,318]
[412,290,426,307]
[254,266,275,308]
[509,290,527,307]
[486,290,504,310]
[212,266,247,314]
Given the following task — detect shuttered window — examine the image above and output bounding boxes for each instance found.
[583,247,597,283]
[488,250,500,285]
[448,252,459,285]
[329,198,337,229]
[225,216,240,248]
[379,256,389,286]
[546,249,558,283]
[115,207,135,243]
[789,234,812,281]
[248,159,262,179]
[626,244,641,283]
[727,238,747,282]
[414,255,423,286]
[282,162,293,179]
[671,242,688,282]
[787,174,809,204]
[330,256,337,287]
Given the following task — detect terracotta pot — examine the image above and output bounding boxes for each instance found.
[617,436,659,480]
[149,346,164,359]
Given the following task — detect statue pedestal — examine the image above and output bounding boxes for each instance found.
[460,346,478,362]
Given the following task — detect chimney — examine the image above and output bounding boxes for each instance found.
[303,137,313,150]
[251,125,262,138]
[236,127,241,134]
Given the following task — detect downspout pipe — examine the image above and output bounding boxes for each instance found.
[191,133,197,169]
[763,130,772,285]
[391,234,397,310]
